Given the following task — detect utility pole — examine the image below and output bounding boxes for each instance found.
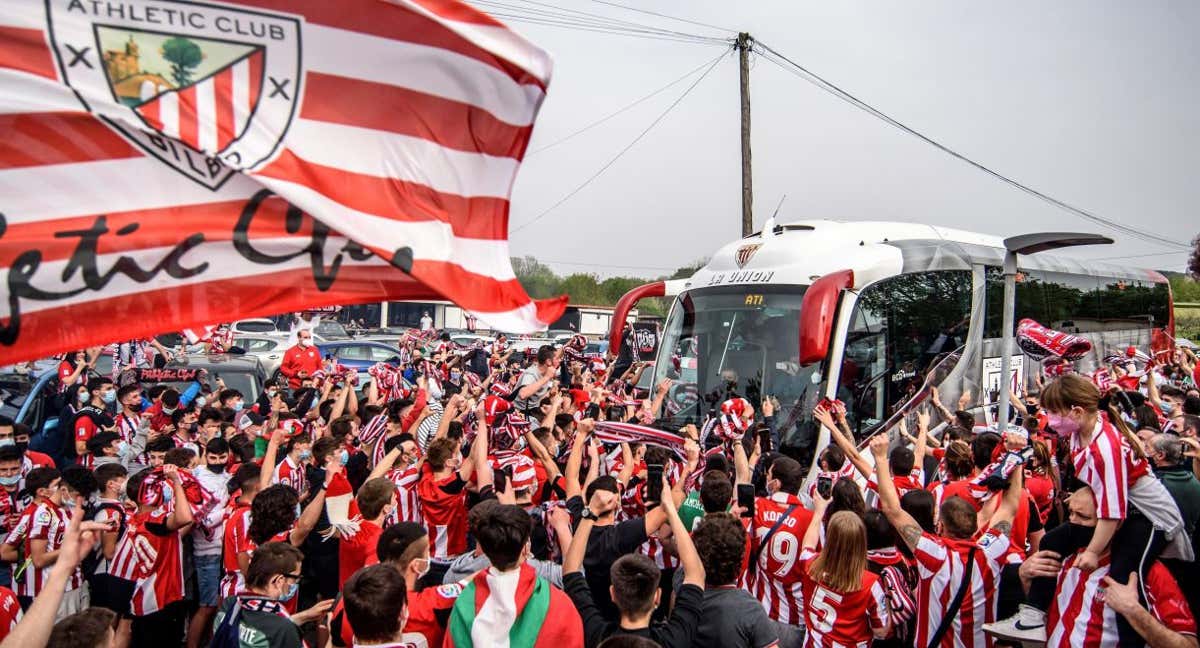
[737,32,753,237]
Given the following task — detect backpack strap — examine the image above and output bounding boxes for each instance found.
[750,503,798,570]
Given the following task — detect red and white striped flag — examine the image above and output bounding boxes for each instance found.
[0,0,565,364]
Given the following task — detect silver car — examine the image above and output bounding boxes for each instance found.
[231,334,288,380]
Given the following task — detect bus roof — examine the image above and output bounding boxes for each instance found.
[687,219,1165,292]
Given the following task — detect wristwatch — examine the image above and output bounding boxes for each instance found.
[580,507,599,521]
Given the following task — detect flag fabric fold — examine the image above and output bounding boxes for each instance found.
[0,0,564,364]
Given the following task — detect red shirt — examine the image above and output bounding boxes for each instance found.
[797,548,889,648]
[338,520,383,584]
[129,509,185,616]
[416,466,468,559]
[1024,472,1055,524]
[280,344,323,389]
[332,581,463,648]
[0,587,19,642]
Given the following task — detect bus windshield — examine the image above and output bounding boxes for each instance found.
[650,285,823,461]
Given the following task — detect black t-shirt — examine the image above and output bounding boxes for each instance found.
[566,495,649,622]
[564,571,703,648]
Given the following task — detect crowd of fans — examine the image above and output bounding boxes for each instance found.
[0,326,1197,648]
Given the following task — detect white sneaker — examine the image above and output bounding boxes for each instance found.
[983,604,1047,643]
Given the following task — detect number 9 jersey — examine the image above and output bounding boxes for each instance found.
[747,491,815,625]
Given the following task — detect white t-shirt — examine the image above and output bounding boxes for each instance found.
[420,315,433,331]
[192,466,231,556]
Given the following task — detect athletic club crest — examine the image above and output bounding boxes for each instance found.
[734,243,761,268]
[46,0,303,189]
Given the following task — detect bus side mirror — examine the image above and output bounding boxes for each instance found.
[799,270,854,366]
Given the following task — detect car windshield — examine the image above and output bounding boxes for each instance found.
[316,321,349,338]
[238,320,277,333]
[651,285,822,462]
[0,373,36,421]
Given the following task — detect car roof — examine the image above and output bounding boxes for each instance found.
[168,354,266,372]
[318,340,399,349]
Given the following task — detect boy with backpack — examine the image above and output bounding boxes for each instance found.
[84,463,133,646]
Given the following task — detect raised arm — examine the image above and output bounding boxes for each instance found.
[816,405,873,478]
[564,419,592,500]
[912,410,930,472]
[802,492,829,550]
[869,435,923,551]
[660,475,704,587]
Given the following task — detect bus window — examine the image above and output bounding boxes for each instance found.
[844,271,971,436]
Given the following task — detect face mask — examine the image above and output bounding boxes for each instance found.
[62,498,77,510]
[163,406,176,415]
[1046,412,1080,437]
[301,339,313,348]
[77,392,89,403]
[115,441,129,456]
[450,371,461,381]
[14,442,27,454]
[298,450,312,461]
[266,389,278,399]
[0,439,13,449]
[0,475,19,487]
[339,449,350,466]
[232,401,244,412]
[1067,522,1095,548]
[280,581,299,602]
[102,390,117,404]
[195,396,207,408]
[207,463,226,474]
[1160,402,1175,416]
[128,401,144,413]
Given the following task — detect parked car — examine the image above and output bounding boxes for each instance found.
[450,334,493,349]
[231,334,288,380]
[317,341,404,381]
[233,318,279,334]
[313,319,352,340]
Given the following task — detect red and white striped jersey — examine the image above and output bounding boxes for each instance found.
[220,504,252,600]
[115,412,141,444]
[748,492,816,625]
[90,499,133,577]
[797,548,889,648]
[1047,553,1196,648]
[865,468,925,508]
[384,465,423,526]
[3,500,81,596]
[0,489,28,540]
[359,413,390,453]
[639,534,679,571]
[911,529,1011,648]
[1070,418,1149,520]
[272,455,308,494]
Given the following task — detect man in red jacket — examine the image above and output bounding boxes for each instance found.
[280,330,322,389]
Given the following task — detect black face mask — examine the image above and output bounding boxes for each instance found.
[14,442,27,454]
[1067,523,1095,549]
[207,463,226,474]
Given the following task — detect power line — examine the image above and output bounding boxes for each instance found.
[483,13,727,45]
[468,1,729,45]
[528,56,720,156]
[511,49,729,234]
[753,40,1191,252]
[481,0,726,41]
[584,0,737,35]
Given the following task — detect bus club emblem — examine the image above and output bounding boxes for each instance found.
[735,244,761,268]
[46,0,303,190]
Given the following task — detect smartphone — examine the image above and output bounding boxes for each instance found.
[585,403,601,420]
[816,475,833,499]
[736,484,755,518]
[645,463,664,503]
[494,466,508,492]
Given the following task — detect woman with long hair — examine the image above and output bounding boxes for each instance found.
[799,495,890,648]
[988,373,1191,645]
[1024,439,1059,528]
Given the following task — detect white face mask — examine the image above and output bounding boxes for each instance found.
[300,338,313,348]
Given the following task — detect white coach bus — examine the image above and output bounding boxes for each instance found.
[610,220,1174,477]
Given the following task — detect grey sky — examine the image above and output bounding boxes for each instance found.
[493,1,1199,278]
